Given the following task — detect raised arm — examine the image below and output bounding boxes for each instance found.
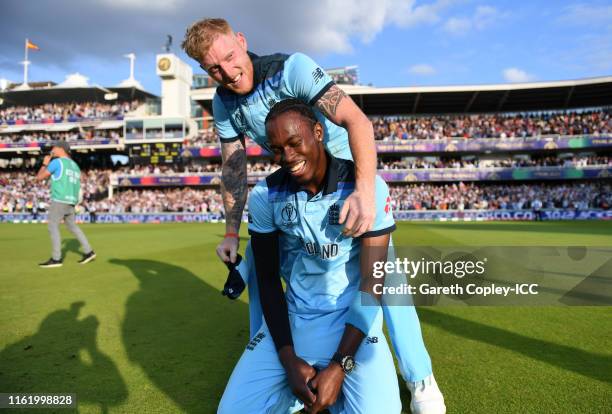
[35,155,52,181]
[216,138,247,263]
[315,85,377,238]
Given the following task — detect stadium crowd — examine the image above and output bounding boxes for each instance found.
[0,129,122,145]
[372,109,611,140]
[0,101,140,124]
[110,155,612,174]
[378,155,611,170]
[187,108,612,146]
[84,188,224,214]
[389,182,611,210]
[3,165,609,213]
[115,160,279,175]
[0,170,109,213]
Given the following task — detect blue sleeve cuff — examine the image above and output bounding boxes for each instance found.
[345,291,381,335]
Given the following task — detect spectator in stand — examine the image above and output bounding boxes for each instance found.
[376,155,611,170]
[84,188,224,214]
[388,182,611,211]
[370,109,611,141]
[1,129,122,146]
[0,101,139,124]
[183,109,611,146]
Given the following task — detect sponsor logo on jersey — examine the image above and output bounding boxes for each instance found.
[312,67,325,84]
[385,196,391,215]
[246,332,266,351]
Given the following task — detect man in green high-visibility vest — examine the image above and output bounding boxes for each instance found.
[36,141,96,268]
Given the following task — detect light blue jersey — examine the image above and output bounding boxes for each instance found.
[219,155,402,413]
[248,155,395,316]
[213,51,434,384]
[213,52,352,159]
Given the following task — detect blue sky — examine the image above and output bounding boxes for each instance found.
[0,0,610,95]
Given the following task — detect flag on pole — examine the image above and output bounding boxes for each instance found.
[26,40,40,50]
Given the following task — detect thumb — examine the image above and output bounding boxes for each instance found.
[309,374,319,391]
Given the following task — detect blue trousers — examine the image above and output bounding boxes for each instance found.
[218,310,401,414]
[238,240,433,382]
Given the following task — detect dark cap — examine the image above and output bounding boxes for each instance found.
[52,140,71,153]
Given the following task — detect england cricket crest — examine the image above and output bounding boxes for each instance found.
[328,203,340,225]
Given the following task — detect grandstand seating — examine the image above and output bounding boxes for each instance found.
[1,81,610,221]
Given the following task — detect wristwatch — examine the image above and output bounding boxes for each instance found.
[331,352,355,374]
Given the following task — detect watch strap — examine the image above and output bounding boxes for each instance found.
[331,352,355,374]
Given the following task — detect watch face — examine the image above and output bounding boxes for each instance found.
[342,356,356,373]
[158,57,171,71]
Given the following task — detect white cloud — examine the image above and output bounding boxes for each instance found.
[473,5,498,29]
[408,63,436,76]
[502,67,535,83]
[273,0,459,53]
[97,0,183,11]
[443,17,472,34]
[443,5,500,35]
[557,3,612,26]
[0,0,461,74]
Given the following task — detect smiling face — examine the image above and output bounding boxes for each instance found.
[266,111,327,194]
[200,31,254,95]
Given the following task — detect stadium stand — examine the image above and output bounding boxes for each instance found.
[184,108,611,147]
[1,75,611,222]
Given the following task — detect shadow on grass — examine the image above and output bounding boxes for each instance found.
[0,302,128,413]
[62,238,82,258]
[110,259,250,413]
[418,308,612,383]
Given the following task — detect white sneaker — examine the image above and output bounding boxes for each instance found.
[407,374,446,414]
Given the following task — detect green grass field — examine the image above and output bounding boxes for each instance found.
[1,221,611,413]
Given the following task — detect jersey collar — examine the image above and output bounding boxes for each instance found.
[247,51,262,86]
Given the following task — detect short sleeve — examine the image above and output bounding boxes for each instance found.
[212,92,241,142]
[284,53,335,106]
[248,181,277,234]
[47,158,61,179]
[361,176,396,238]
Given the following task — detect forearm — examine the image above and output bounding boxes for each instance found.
[335,323,365,358]
[346,117,376,193]
[251,231,293,351]
[342,234,391,351]
[315,85,377,194]
[35,163,49,181]
[220,140,247,233]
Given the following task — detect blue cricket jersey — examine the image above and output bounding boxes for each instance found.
[213,52,352,159]
[248,155,395,317]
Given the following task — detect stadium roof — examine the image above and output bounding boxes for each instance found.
[191,76,612,115]
[0,85,158,107]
